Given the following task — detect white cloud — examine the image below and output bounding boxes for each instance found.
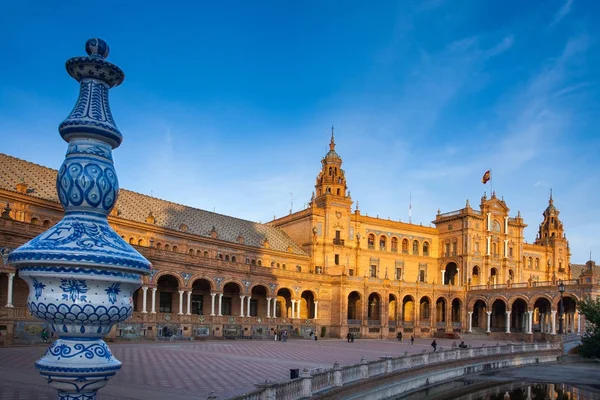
[550,0,574,27]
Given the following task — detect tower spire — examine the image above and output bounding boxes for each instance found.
[330,125,335,151]
[550,188,553,204]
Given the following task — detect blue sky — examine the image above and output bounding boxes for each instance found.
[1,1,598,263]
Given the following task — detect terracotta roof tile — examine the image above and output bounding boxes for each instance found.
[0,153,306,255]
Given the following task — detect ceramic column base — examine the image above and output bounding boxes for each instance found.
[36,338,121,399]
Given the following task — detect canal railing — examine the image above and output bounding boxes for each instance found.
[228,342,561,400]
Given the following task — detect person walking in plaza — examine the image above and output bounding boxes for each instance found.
[346,332,352,343]
[431,339,437,352]
[282,329,288,342]
[396,331,403,342]
[410,335,414,345]
[274,329,278,341]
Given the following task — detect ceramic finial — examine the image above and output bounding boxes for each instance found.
[85,38,110,58]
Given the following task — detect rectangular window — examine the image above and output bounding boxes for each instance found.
[222,297,232,316]
[509,247,513,257]
[349,269,354,276]
[474,242,480,253]
[370,265,377,278]
[249,299,258,317]
[395,268,402,280]
[191,294,203,315]
[452,242,457,256]
[419,269,426,283]
[159,292,172,313]
[445,243,450,257]
[335,254,340,265]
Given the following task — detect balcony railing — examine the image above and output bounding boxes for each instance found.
[333,239,345,246]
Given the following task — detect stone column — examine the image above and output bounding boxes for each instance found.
[240,295,246,317]
[186,291,192,315]
[218,293,223,316]
[210,293,216,316]
[291,300,296,318]
[441,270,446,285]
[5,273,14,308]
[272,297,277,318]
[314,301,319,319]
[540,313,545,333]
[151,288,157,314]
[505,311,511,333]
[551,310,557,335]
[266,297,272,318]
[527,311,533,334]
[467,311,473,333]
[486,311,492,333]
[577,311,581,334]
[178,290,184,315]
[456,268,460,286]
[141,286,148,313]
[246,296,251,317]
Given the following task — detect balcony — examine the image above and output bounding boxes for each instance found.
[333,238,345,246]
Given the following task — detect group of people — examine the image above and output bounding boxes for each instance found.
[396,331,415,345]
[345,332,355,343]
[274,329,288,342]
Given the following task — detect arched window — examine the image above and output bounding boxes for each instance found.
[412,240,419,255]
[172,246,178,252]
[282,264,286,270]
[203,251,209,257]
[528,257,532,268]
[271,261,275,267]
[129,237,135,244]
[402,239,409,254]
[328,167,332,176]
[423,242,430,256]
[156,243,163,250]
[379,236,386,251]
[164,244,171,251]
[231,256,236,263]
[391,237,398,252]
[276,263,280,269]
[368,234,375,249]
[42,220,50,228]
[257,260,262,266]
[535,258,540,270]
[251,259,256,265]
[225,255,230,262]
[196,250,202,256]
[138,239,144,246]
[30,217,39,225]
[189,249,194,255]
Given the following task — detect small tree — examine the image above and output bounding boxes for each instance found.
[578,297,600,359]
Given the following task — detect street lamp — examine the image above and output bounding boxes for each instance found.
[558,280,565,334]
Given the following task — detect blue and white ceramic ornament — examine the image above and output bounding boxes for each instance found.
[9,38,151,400]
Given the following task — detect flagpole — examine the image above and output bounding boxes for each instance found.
[490,168,493,195]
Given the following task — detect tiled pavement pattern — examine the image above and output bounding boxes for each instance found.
[0,337,510,400]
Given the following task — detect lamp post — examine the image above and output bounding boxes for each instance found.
[558,280,565,334]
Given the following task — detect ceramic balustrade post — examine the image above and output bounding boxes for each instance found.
[300,368,312,397]
[8,39,151,400]
[332,362,342,387]
[360,357,368,379]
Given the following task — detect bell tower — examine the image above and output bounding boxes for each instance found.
[312,127,352,209]
[534,190,570,277]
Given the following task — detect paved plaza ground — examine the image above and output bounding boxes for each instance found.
[0,336,514,400]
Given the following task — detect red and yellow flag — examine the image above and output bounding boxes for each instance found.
[482,170,491,184]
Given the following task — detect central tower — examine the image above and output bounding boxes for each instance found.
[312,127,352,209]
